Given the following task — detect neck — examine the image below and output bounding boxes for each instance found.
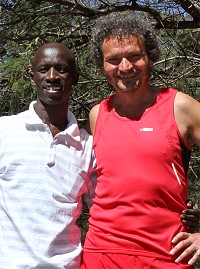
[113,85,160,118]
[34,101,68,136]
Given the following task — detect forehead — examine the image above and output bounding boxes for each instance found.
[43,47,60,58]
[33,46,70,66]
[102,35,145,53]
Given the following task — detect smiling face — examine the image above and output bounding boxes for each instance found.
[31,43,77,106]
[102,35,153,94]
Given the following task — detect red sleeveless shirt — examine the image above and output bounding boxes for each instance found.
[84,88,192,263]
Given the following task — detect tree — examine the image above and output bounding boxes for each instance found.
[0,0,200,254]
[1,0,199,112]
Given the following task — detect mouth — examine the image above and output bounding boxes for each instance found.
[117,73,137,79]
[44,85,63,93]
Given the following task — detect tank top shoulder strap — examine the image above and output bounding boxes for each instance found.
[156,87,178,104]
[153,88,191,175]
[153,87,178,149]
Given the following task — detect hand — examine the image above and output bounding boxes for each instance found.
[180,200,200,233]
[170,232,200,265]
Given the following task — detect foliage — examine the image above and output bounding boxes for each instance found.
[0,42,35,115]
[0,1,200,265]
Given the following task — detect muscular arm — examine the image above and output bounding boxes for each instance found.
[175,92,200,147]
[173,92,200,265]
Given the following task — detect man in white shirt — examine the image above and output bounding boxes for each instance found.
[0,42,94,268]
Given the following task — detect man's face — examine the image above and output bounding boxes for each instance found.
[102,35,153,93]
[32,45,74,106]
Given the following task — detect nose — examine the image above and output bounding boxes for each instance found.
[46,67,58,81]
[118,58,132,72]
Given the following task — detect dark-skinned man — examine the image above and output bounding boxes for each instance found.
[0,42,94,269]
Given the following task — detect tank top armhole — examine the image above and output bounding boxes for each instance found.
[172,90,192,176]
[172,90,192,151]
[174,123,192,151]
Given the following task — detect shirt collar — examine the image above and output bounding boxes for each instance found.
[24,101,82,145]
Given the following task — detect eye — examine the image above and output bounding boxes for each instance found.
[56,65,70,74]
[106,57,121,65]
[128,54,143,62]
[38,66,48,73]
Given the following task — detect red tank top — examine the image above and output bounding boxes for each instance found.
[84,88,192,262]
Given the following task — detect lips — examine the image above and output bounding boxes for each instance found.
[117,73,137,79]
[44,85,63,92]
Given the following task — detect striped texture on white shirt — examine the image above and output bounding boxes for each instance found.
[0,101,94,269]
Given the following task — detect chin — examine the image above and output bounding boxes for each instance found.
[41,98,63,106]
[117,82,139,93]
[118,86,138,93]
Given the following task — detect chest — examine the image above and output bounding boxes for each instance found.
[95,108,180,166]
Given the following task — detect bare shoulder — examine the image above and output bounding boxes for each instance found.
[90,104,100,117]
[175,91,199,109]
[86,104,100,135]
[175,91,200,146]
[175,92,200,120]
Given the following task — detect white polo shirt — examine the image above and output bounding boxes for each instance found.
[0,101,94,268]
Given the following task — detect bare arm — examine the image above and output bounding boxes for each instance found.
[173,92,200,265]
[175,92,200,147]
[85,104,100,135]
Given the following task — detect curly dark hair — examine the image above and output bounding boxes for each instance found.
[90,10,160,70]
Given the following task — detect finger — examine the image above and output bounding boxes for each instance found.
[188,250,200,265]
[181,217,198,224]
[182,209,199,216]
[181,216,199,227]
[172,232,190,244]
[174,247,193,263]
[170,240,191,256]
[186,200,193,209]
[182,219,199,226]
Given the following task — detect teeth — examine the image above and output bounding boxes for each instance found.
[45,86,62,92]
[118,74,136,79]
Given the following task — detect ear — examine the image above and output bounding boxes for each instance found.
[30,77,36,86]
[31,81,36,86]
[72,71,79,86]
[29,69,36,86]
[27,65,36,86]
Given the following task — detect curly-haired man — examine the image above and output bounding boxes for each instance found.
[82,11,200,269]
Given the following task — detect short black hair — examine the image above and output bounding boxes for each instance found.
[31,42,78,85]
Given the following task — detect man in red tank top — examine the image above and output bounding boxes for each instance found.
[82,10,200,269]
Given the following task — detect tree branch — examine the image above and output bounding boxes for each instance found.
[173,0,200,21]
